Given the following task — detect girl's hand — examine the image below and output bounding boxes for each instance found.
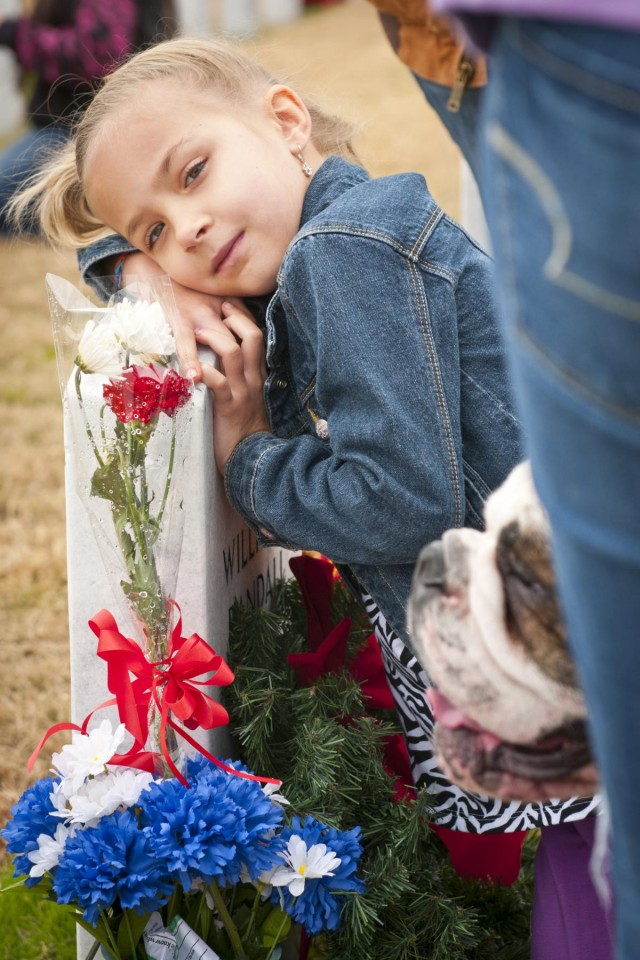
[120,252,243,381]
[197,303,271,474]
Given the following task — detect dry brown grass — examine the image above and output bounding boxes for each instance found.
[0,0,461,832]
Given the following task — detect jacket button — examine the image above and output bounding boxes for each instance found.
[275,378,288,389]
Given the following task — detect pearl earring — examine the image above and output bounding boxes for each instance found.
[295,144,312,178]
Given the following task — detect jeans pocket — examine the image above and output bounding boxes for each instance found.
[483,26,640,418]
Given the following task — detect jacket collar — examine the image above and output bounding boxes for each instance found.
[299,155,369,228]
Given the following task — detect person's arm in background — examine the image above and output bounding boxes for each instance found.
[364,0,486,181]
[0,0,137,83]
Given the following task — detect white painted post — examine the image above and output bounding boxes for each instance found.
[260,0,304,28]
[0,0,24,137]
[460,158,490,251]
[174,0,212,36]
[64,352,293,958]
[214,0,304,37]
[219,0,260,37]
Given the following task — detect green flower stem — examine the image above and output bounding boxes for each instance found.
[99,404,108,446]
[75,366,104,468]
[116,441,147,560]
[156,419,177,531]
[209,882,247,959]
[120,422,168,656]
[264,909,291,960]
[98,907,121,960]
[123,911,137,959]
[166,884,180,922]
[242,885,263,942]
[196,892,212,942]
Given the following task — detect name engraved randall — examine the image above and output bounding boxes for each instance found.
[226,550,288,618]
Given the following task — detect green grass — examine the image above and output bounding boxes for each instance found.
[0,861,76,960]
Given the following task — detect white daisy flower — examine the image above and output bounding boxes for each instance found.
[75,319,124,375]
[262,781,290,806]
[51,767,154,826]
[110,298,175,363]
[27,823,75,877]
[268,836,341,897]
[51,720,127,793]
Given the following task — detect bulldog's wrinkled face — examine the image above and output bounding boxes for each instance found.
[408,462,599,802]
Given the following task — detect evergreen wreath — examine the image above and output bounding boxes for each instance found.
[225,556,537,960]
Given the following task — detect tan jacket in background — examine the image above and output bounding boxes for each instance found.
[367,0,486,105]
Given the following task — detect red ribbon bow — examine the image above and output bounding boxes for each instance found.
[90,606,233,748]
[30,603,280,788]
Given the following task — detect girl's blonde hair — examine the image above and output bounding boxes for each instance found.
[12,37,358,247]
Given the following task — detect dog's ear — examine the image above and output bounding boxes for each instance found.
[496,521,579,689]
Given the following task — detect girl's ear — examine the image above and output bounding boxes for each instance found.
[263,85,312,150]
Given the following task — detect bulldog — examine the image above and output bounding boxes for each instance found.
[408,461,599,803]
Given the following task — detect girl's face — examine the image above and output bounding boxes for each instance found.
[84,80,321,297]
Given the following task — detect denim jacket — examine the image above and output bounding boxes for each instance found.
[78,156,523,650]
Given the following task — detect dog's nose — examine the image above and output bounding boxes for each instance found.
[415,540,446,587]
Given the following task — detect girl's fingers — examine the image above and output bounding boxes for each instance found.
[223,296,254,320]
[195,325,245,384]
[171,294,239,378]
[199,362,233,402]
[221,306,267,382]
[174,329,202,380]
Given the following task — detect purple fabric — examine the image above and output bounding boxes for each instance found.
[531,820,613,960]
[12,0,137,84]
[435,0,640,31]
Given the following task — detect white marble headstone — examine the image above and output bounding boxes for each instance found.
[65,362,293,958]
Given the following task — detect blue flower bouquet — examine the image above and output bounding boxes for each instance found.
[1,721,364,960]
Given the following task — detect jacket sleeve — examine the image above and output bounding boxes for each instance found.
[9,0,137,83]
[77,234,137,301]
[224,231,467,566]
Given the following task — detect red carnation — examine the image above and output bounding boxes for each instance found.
[103,365,191,425]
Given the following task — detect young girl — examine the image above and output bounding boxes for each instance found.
[19,37,608,958]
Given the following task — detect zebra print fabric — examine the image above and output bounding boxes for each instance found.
[362,593,599,833]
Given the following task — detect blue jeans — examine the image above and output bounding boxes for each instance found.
[412,73,484,184]
[0,125,70,236]
[481,19,640,960]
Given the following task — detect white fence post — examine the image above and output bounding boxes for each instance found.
[460,158,490,251]
[0,0,24,137]
[211,0,304,38]
[260,0,304,28]
[219,0,260,37]
[174,0,213,36]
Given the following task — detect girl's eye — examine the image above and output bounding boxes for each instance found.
[184,159,206,187]
[146,222,164,250]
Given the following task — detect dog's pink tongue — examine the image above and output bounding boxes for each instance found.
[428,689,502,750]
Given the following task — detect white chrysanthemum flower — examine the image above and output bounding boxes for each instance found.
[51,720,127,793]
[76,319,124,375]
[110,298,176,363]
[27,823,75,877]
[51,768,155,826]
[268,836,341,897]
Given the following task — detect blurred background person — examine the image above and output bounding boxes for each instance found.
[433,3,640,958]
[0,0,177,236]
[367,0,486,182]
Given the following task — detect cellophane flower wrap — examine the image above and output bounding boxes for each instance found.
[1,721,364,960]
[46,274,191,663]
[45,274,207,778]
